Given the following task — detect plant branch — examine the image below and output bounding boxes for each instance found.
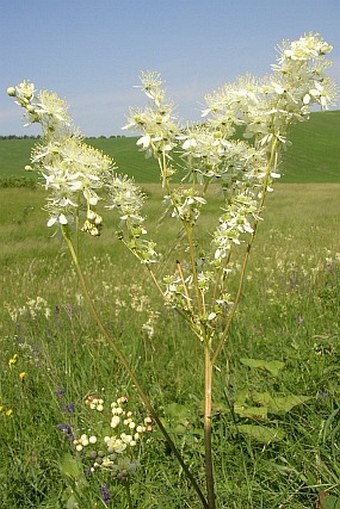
[61,226,209,509]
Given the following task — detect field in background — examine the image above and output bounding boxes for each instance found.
[0,110,339,507]
[0,182,339,508]
[0,110,339,183]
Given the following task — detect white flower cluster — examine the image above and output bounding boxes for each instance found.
[124,71,179,183]
[6,296,51,322]
[204,33,335,147]
[8,81,72,132]
[129,284,160,339]
[163,270,233,328]
[125,34,335,333]
[8,82,114,231]
[164,188,207,225]
[106,174,159,264]
[211,193,258,264]
[75,395,152,482]
[8,82,160,263]
[164,273,194,314]
[85,395,104,412]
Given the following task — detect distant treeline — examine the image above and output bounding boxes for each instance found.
[0,135,41,140]
[0,175,37,189]
[0,134,127,140]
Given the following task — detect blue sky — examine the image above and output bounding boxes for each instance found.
[1,0,339,136]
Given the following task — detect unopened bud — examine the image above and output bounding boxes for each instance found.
[7,87,16,97]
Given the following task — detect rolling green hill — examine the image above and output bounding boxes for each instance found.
[0,110,339,183]
[281,110,340,183]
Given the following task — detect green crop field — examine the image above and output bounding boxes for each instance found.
[1,110,340,184]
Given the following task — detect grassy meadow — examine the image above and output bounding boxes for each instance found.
[0,115,339,508]
[1,111,340,184]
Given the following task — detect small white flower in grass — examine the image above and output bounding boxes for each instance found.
[121,433,133,444]
[111,415,120,428]
[89,436,97,444]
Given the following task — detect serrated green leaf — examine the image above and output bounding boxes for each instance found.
[251,391,273,407]
[238,424,285,443]
[240,358,285,376]
[60,453,83,480]
[233,390,249,407]
[163,402,191,419]
[234,391,310,418]
[163,402,192,424]
[268,395,311,414]
[234,404,268,420]
[66,494,80,509]
[320,495,340,509]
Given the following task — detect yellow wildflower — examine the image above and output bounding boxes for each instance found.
[19,371,26,380]
[5,409,13,417]
[8,354,18,368]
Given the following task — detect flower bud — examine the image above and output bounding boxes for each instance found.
[7,87,16,97]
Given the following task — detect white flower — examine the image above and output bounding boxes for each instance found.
[182,138,197,151]
[111,415,120,428]
[136,135,151,150]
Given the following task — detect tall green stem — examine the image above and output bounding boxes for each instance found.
[124,482,133,509]
[202,137,279,509]
[204,342,215,509]
[61,226,208,509]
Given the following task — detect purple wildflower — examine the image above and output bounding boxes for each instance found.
[100,483,112,503]
[56,423,74,442]
[62,401,75,414]
[54,388,66,397]
[317,390,330,399]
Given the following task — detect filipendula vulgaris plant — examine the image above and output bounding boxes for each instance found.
[8,33,336,508]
